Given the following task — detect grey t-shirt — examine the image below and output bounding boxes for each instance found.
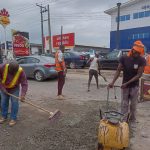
[119,55,146,87]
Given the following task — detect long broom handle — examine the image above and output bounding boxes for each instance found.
[7,92,53,114]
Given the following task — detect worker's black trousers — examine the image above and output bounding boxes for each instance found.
[58,71,65,96]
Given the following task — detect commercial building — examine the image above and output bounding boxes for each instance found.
[105,0,150,51]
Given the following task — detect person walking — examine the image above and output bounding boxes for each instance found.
[0,61,28,126]
[108,40,146,123]
[55,45,66,100]
[87,53,101,92]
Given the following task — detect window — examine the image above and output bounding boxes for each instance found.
[133,13,138,19]
[125,15,130,20]
[64,53,71,58]
[145,10,150,17]
[139,12,145,18]
[26,57,39,63]
[107,51,120,59]
[120,16,125,21]
[133,11,150,19]
[116,14,130,22]
[139,33,144,39]
[133,34,139,39]
[131,33,149,40]
[144,33,149,38]
[17,58,27,64]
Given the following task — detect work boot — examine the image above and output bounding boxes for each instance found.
[9,120,16,127]
[0,117,7,124]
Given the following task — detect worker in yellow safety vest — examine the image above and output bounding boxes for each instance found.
[55,45,67,100]
[144,52,150,75]
[0,61,28,126]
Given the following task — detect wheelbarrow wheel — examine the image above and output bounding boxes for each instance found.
[97,143,103,150]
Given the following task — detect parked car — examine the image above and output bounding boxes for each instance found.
[41,53,55,58]
[100,49,130,70]
[16,56,57,81]
[64,51,89,69]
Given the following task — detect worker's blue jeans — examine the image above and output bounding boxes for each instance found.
[1,88,19,120]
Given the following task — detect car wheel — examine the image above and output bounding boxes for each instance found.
[69,62,76,69]
[34,71,44,81]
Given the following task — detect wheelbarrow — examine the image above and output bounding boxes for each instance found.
[97,87,130,150]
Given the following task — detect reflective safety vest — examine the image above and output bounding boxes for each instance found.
[2,64,23,89]
[55,51,66,72]
[144,55,150,74]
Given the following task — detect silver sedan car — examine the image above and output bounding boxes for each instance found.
[17,55,57,81]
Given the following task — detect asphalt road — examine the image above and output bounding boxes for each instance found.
[0,70,149,150]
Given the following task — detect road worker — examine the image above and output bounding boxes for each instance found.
[55,45,67,100]
[108,40,146,123]
[87,52,101,92]
[0,60,28,126]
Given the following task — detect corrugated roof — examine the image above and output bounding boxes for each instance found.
[104,0,142,15]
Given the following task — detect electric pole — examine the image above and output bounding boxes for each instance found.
[36,3,47,54]
[116,2,121,50]
[47,4,52,53]
[61,26,63,46]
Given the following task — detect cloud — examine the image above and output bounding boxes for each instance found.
[0,0,128,47]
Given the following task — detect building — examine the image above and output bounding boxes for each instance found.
[105,0,150,51]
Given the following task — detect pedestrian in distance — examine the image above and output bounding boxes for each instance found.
[87,52,101,92]
[55,45,67,100]
[108,40,146,123]
[0,60,28,126]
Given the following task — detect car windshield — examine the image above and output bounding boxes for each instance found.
[107,50,120,59]
[89,50,95,54]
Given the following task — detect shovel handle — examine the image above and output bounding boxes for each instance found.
[7,92,53,115]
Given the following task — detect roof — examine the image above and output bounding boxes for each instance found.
[104,0,142,15]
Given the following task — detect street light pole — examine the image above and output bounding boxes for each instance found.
[116,2,121,50]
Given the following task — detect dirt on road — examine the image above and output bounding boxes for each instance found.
[0,71,149,150]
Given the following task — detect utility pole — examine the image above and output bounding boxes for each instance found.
[36,3,47,54]
[116,2,121,50]
[47,4,52,53]
[61,26,63,46]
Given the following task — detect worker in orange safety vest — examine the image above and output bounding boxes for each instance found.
[144,52,150,75]
[55,45,67,100]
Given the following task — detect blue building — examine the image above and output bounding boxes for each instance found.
[105,0,150,51]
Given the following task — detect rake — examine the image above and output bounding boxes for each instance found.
[7,92,61,121]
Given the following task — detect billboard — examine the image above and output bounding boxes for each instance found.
[12,30,30,56]
[53,33,75,49]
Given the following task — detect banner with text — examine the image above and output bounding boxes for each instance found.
[12,30,30,56]
[53,33,75,49]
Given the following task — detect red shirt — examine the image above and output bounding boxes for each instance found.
[0,63,28,96]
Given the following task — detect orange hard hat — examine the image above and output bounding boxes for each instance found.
[128,40,145,56]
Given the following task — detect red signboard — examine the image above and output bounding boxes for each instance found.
[53,33,75,48]
[12,30,30,56]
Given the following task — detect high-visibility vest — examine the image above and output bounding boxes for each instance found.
[144,55,150,74]
[55,51,65,72]
[2,64,23,89]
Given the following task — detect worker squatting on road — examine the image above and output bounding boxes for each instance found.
[0,61,28,126]
[108,40,146,123]
[55,45,67,100]
[87,53,101,92]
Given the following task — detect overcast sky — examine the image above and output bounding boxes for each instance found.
[0,0,128,48]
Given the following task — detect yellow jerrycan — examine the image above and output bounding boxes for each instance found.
[97,87,129,150]
[98,119,129,150]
